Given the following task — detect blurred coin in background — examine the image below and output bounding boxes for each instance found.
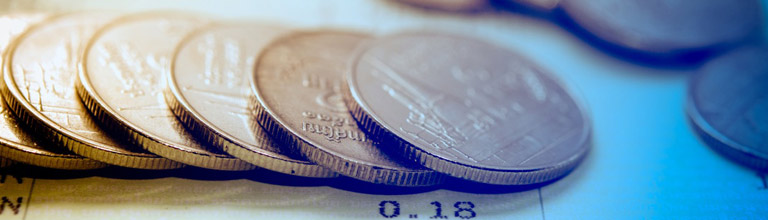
[344,32,591,185]
[168,24,336,177]
[252,31,445,186]
[559,0,763,61]
[78,12,256,171]
[688,46,768,171]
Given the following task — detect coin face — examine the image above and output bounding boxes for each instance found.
[79,13,255,171]
[560,0,761,57]
[345,32,591,185]
[4,13,179,169]
[169,24,336,177]
[253,31,444,186]
[688,46,768,170]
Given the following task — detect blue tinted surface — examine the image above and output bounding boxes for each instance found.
[0,1,766,219]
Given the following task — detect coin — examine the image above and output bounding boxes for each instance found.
[252,31,445,186]
[168,23,336,177]
[688,46,768,170]
[344,32,591,185]
[4,13,168,169]
[78,13,256,171]
[5,12,184,170]
[559,0,762,58]
[0,13,103,170]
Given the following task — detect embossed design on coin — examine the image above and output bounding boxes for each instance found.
[344,32,591,185]
[78,13,255,170]
[0,13,103,169]
[253,31,444,186]
[688,46,768,170]
[2,13,176,169]
[169,24,335,177]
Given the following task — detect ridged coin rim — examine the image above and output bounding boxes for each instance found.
[77,12,256,171]
[1,12,180,170]
[166,23,337,177]
[251,30,446,186]
[342,31,592,185]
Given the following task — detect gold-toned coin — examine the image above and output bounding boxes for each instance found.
[168,24,336,177]
[252,31,445,186]
[0,13,105,170]
[78,12,255,171]
[3,12,182,170]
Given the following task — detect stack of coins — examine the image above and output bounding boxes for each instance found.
[1,11,595,188]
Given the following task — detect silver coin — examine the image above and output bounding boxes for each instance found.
[168,23,336,177]
[0,13,104,170]
[560,0,762,57]
[688,46,768,170]
[78,12,256,171]
[3,12,178,169]
[344,32,591,185]
[252,31,445,186]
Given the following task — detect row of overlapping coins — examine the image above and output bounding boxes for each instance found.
[0,11,591,187]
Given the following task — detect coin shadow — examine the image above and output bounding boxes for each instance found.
[159,166,329,187]
[328,176,441,195]
[0,164,99,180]
[441,177,554,194]
[487,0,557,20]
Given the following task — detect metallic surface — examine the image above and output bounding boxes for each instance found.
[78,13,255,171]
[560,0,762,56]
[168,24,336,177]
[688,46,768,170]
[253,31,444,186]
[0,13,103,170]
[3,13,171,170]
[344,32,591,185]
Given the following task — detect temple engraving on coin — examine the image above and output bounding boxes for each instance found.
[345,32,590,184]
[4,13,177,169]
[79,14,254,170]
